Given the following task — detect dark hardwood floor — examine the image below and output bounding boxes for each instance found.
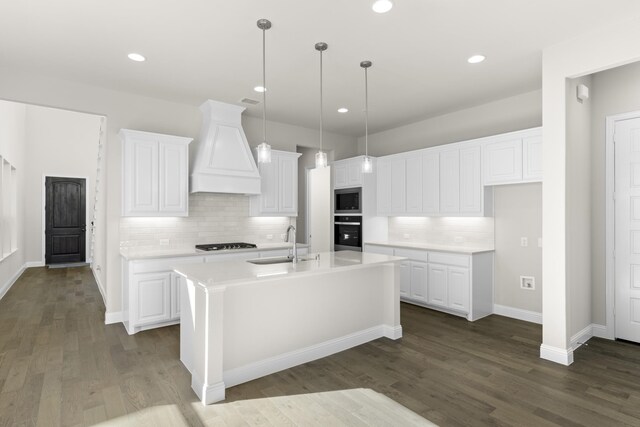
[1,266,640,426]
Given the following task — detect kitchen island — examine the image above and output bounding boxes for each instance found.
[174,250,404,405]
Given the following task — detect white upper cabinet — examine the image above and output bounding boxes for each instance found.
[121,129,192,217]
[333,157,363,189]
[250,150,301,216]
[483,128,542,185]
[421,152,440,214]
[405,156,423,213]
[439,149,460,214]
[390,157,407,213]
[459,146,482,213]
[376,157,392,215]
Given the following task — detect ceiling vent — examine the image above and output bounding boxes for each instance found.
[240,98,260,105]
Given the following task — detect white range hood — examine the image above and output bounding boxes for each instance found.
[190,100,261,194]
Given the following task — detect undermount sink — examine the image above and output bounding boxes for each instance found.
[247,255,318,265]
[247,256,293,265]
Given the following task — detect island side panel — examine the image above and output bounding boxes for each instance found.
[220,263,401,388]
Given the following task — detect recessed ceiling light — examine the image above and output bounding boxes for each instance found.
[127,53,146,62]
[467,55,486,64]
[254,86,267,93]
[338,108,349,113]
[372,0,393,13]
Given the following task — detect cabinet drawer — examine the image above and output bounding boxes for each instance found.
[428,252,469,267]
[132,255,204,273]
[394,248,428,263]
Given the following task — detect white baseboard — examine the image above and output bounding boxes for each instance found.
[591,323,611,339]
[0,264,27,301]
[223,325,392,388]
[570,324,594,351]
[191,375,225,405]
[383,325,403,340]
[91,267,106,306]
[105,311,123,324]
[24,261,45,268]
[540,344,574,366]
[493,304,542,324]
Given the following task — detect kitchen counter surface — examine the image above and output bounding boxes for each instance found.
[174,250,405,289]
[120,242,309,260]
[364,241,494,254]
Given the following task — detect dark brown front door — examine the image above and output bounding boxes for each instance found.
[45,177,86,264]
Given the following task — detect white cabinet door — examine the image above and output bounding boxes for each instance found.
[279,154,297,214]
[439,150,460,214]
[448,267,470,312]
[399,261,411,298]
[484,138,523,185]
[125,138,159,215]
[258,158,279,213]
[422,152,440,214]
[391,158,407,213]
[159,141,188,215]
[406,156,423,213]
[428,264,448,307]
[347,159,363,187]
[171,273,182,320]
[409,261,428,302]
[522,135,543,181]
[459,146,482,214]
[376,158,392,215]
[333,162,348,189]
[135,272,171,325]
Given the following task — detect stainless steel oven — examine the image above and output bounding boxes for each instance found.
[334,187,362,214]
[334,216,362,252]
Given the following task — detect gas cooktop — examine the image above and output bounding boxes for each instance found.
[195,242,257,251]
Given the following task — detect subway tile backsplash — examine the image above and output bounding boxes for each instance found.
[388,216,494,248]
[120,193,294,251]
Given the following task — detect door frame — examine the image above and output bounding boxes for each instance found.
[605,111,640,340]
[41,174,91,265]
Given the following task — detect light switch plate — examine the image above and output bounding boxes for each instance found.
[520,237,528,247]
[267,234,273,240]
[403,233,411,239]
[159,238,170,245]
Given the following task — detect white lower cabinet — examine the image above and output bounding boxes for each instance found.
[171,273,183,319]
[134,272,172,325]
[364,244,493,321]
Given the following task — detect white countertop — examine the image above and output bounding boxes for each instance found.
[364,241,494,254]
[120,242,310,260]
[174,250,405,289]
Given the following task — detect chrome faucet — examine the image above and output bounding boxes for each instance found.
[285,225,298,264]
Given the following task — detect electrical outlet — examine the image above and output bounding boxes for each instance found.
[159,238,170,245]
[520,237,528,247]
[267,234,273,240]
[281,233,287,240]
[538,238,543,248]
[403,233,411,239]
[520,276,535,290]
[454,236,464,243]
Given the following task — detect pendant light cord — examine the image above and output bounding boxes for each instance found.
[365,66,368,156]
[319,49,323,153]
[262,27,267,144]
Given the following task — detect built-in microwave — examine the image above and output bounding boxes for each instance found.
[334,187,362,214]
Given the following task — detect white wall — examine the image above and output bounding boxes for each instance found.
[590,61,640,326]
[0,100,26,298]
[357,90,541,156]
[23,105,102,264]
[493,184,542,313]
[541,14,640,364]
[0,66,358,317]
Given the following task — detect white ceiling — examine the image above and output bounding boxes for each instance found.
[2,0,640,136]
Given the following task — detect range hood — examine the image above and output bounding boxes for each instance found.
[190,100,261,194]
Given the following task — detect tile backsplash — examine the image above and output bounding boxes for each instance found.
[120,193,294,251]
[388,216,494,248]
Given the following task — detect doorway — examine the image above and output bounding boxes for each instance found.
[45,176,87,265]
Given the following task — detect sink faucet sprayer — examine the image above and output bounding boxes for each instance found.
[285,225,298,264]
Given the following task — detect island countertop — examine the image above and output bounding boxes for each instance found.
[174,250,405,289]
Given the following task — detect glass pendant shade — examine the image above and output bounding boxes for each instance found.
[315,151,327,168]
[257,142,271,164]
[362,155,373,173]
[372,0,393,13]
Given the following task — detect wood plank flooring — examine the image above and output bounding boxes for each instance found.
[1,266,640,426]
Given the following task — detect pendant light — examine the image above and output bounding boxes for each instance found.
[315,42,328,168]
[361,60,373,173]
[256,19,272,163]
